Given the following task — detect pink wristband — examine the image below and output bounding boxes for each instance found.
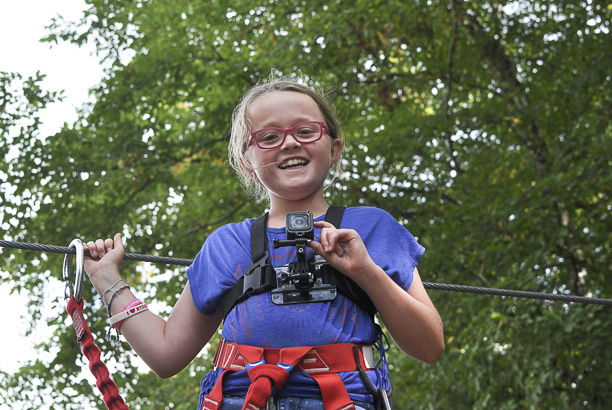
[111,299,145,331]
[122,299,143,312]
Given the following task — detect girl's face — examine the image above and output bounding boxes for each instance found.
[246,91,342,203]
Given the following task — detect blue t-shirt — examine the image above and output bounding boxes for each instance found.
[187,206,425,401]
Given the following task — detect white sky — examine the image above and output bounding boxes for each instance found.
[0,0,104,382]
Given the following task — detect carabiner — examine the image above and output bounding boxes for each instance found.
[63,238,85,303]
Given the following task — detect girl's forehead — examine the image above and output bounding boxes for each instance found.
[247,91,322,124]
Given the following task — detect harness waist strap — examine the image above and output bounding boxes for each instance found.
[214,340,376,373]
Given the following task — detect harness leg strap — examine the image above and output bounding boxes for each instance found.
[310,373,356,410]
[201,370,230,410]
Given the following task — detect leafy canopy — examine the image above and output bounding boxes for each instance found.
[1,0,610,408]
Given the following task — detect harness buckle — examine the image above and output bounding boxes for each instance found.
[361,345,376,369]
[265,397,277,410]
[213,339,226,371]
[243,252,269,295]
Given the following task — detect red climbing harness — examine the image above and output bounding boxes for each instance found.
[64,238,129,410]
[202,340,376,410]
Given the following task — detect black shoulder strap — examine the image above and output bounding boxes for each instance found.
[319,205,377,318]
[324,205,344,228]
[250,212,269,262]
[220,213,273,318]
[318,206,378,318]
[322,268,377,319]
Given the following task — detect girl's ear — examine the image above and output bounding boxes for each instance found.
[242,163,258,180]
[238,153,258,180]
[330,138,343,164]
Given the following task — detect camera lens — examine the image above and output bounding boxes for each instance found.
[290,215,309,229]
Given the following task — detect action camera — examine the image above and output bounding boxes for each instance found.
[285,211,314,241]
[271,211,337,304]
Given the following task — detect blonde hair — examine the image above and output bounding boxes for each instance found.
[228,76,343,202]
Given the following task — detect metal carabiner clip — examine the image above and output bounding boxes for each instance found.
[63,238,85,303]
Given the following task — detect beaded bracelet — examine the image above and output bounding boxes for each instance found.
[105,283,131,345]
[106,284,131,313]
[101,279,124,303]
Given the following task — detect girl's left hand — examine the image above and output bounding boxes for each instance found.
[309,221,377,282]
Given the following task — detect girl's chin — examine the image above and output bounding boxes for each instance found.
[271,182,325,200]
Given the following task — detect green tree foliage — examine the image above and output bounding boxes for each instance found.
[1,0,610,408]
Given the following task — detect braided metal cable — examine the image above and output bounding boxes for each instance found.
[0,240,192,266]
[2,239,611,306]
[422,282,612,306]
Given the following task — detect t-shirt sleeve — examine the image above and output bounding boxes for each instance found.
[186,222,252,315]
[344,207,425,291]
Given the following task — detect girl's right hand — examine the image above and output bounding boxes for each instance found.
[83,233,125,294]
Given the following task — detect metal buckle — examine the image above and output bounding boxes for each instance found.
[213,339,226,371]
[361,345,376,369]
[265,397,276,410]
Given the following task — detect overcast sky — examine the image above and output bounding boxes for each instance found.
[0,0,104,379]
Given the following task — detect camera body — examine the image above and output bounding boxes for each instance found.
[271,211,337,305]
[286,211,315,242]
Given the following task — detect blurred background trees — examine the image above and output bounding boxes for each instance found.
[1,0,610,408]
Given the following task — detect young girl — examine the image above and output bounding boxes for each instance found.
[84,77,444,409]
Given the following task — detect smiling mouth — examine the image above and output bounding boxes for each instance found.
[279,158,309,169]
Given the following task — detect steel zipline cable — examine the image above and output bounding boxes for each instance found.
[0,239,194,266]
[1,239,611,307]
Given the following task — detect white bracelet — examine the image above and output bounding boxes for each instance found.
[109,303,149,326]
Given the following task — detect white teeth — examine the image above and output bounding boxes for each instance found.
[280,158,307,169]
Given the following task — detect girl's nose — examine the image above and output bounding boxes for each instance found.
[280,132,302,150]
